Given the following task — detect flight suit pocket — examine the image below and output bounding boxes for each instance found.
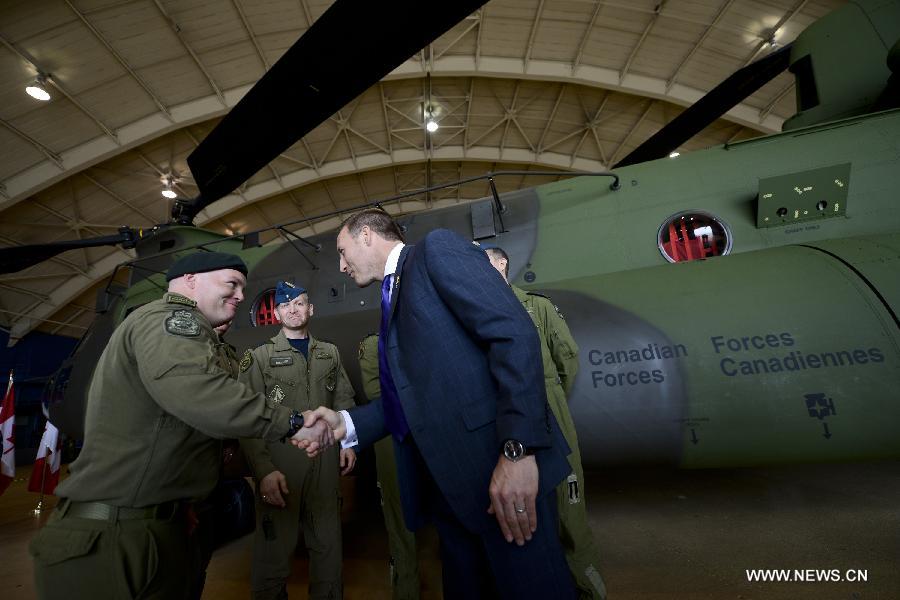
[462,398,496,431]
[29,526,101,566]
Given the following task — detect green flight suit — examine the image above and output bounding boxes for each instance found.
[358,334,420,600]
[239,331,356,600]
[29,293,298,600]
[513,285,607,600]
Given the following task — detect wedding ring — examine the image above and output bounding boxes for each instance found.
[514,505,525,514]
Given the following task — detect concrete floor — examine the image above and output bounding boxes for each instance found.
[2,459,898,599]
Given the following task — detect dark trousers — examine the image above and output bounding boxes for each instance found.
[413,443,576,600]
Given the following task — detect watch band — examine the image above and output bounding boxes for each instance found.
[281,410,303,442]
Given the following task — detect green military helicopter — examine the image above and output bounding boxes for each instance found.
[2,0,899,470]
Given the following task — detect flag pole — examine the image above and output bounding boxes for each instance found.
[33,443,49,516]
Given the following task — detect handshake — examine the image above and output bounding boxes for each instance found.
[289,407,348,456]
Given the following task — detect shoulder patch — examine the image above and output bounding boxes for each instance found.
[240,349,253,372]
[164,293,197,307]
[165,309,200,337]
[358,340,366,360]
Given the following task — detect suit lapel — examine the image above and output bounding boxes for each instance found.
[388,244,413,324]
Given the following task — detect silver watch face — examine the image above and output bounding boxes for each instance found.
[503,439,525,461]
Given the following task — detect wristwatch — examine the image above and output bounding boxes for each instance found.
[281,410,304,442]
[502,439,528,462]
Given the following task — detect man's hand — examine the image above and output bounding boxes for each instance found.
[487,455,539,546]
[339,448,356,475]
[289,415,334,456]
[303,407,347,440]
[259,470,289,508]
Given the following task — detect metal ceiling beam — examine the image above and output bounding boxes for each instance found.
[0,282,49,302]
[232,0,270,71]
[0,308,87,333]
[63,0,173,120]
[620,0,668,82]
[379,84,395,155]
[609,100,654,165]
[537,84,566,152]
[523,0,546,69]
[666,0,737,92]
[573,1,604,72]
[475,7,485,67]
[0,272,78,283]
[0,117,63,168]
[434,14,481,62]
[81,172,158,224]
[286,189,317,234]
[152,0,226,106]
[760,81,795,121]
[298,0,314,27]
[50,306,88,335]
[499,81,522,154]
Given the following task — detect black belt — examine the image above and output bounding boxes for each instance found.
[62,500,179,521]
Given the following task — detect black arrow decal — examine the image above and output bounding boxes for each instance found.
[823,422,832,440]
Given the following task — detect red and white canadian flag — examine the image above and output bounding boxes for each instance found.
[0,371,15,497]
[28,420,61,495]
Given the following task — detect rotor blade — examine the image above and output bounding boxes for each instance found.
[185,0,488,222]
[615,43,793,169]
[0,230,133,274]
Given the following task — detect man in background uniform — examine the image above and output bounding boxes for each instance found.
[358,333,420,600]
[29,252,331,600]
[240,281,356,600]
[483,244,607,600]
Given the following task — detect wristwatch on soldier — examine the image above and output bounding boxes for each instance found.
[281,410,304,442]
[502,439,533,462]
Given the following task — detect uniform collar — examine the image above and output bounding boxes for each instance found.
[273,329,316,352]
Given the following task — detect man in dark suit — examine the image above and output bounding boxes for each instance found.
[303,209,576,598]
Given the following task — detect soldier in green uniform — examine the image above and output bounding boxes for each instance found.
[358,333,420,600]
[29,252,332,600]
[240,281,357,600]
[483,244,608,600]
[189,318,242,599]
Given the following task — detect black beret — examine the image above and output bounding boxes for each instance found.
[166,251,248,282]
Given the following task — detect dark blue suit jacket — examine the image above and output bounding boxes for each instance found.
[349,229,571,533]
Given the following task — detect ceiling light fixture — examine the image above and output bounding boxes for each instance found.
[25,73,51,102]
[669,151,681,158]
[161,175,177,199]
[425,118,439,133]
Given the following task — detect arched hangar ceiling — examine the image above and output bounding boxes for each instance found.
[0,0,846,343]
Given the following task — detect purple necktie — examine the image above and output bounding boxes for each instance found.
[378,274,410,440]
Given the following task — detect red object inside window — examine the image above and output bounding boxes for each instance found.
[254,290,278,326]
[661,215,726,263]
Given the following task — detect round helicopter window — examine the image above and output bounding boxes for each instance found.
[250,288,278,326]
[658,211,731,263]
